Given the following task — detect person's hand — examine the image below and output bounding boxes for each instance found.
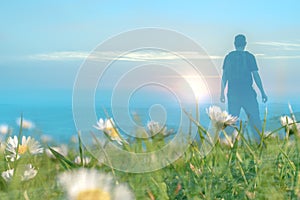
[220,94,225,103]
[262,93,268,103]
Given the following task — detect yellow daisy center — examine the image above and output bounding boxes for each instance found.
[105,128,119,138]
[76,189,111,200]
[18,145,28,154]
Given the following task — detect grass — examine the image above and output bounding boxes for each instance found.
[0,114,300,199]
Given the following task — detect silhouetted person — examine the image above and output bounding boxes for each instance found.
[220,34,268,141]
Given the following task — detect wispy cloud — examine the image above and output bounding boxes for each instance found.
[254,53,300,60]
[253,41,300,59]
[27,51,90,61]
[27,51,223,62]
[27,48,300,62]
[260,55,300,59]
[254,41,300,51]
[255,41,300,47]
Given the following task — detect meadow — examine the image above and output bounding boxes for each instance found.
[0,106,299,200]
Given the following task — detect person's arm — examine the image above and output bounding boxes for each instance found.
[252,71,268,103]
[220,72,227,103]
[220,55,228,103]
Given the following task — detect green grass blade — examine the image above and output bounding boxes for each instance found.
[77,131,84,167]
[47,146,76,170]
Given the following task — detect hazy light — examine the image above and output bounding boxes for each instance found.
[183,75,209,101]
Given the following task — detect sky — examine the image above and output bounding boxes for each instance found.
[1,0,300,106]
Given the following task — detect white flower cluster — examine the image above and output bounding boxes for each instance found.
[206,106,238,131]
[147,120,172,137]
[280,115,300,135]
[1,134,42,182]
[94,118,124,145]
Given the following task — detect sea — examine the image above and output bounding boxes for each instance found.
[0,93,299,144]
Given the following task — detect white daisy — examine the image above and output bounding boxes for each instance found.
[1,164,38,182]
[0,124,9,135]
[94,118,124,145]
[5,136,43,161]
[74,156,91,166]
[16,118,34,130]
[206,106,238,131]
[1,169,14,182]
[147,121,165,135]
[280,115,300,135]
[280,115,295,127]
[58,168,134,200]
[21,164,38,181]
[94,118,109,131]
[147,121,171,137]
[46,145,68,159]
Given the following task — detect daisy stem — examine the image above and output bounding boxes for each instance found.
[222,130,233,148]
[13,114,24,177]
[183,109,214,146]
[90,131,117,183]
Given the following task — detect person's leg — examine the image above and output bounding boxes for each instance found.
[225,96,242,136]
[228,99,242,118]
[242,90,262,141]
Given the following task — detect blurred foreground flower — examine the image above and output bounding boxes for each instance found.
[280,115,300,135]
[16,118,35,129]
[58,168,134,200]
[40,134,53,143]
[207,106,238,131]
[280,116,294,127]
[6,136,43,161]
[74,156,91,166]
[46,145,68,159]
[0,124,9,135]
[94,118,125,145]
[1,164,38,182]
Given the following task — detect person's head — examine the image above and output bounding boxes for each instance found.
[234,34,246,51]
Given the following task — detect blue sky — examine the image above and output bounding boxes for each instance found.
[1,1,300,105]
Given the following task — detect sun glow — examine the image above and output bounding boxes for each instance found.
[183,75,209,101]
